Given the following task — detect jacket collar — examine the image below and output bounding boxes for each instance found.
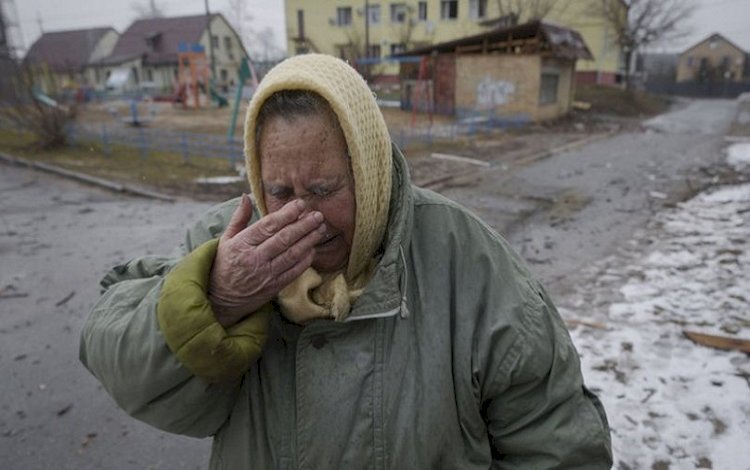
[346,144,413,321]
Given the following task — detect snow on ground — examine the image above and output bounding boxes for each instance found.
[727,142,750,170]
[558,157,750,469]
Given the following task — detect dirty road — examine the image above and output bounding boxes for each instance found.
[0,99,742,469]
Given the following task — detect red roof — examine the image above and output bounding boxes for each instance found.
[25,28,115,72]
[100,14,218,66]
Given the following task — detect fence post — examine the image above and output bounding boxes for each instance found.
[181,132,189,163]
[101,124,111,157]
[138,127,148,160]
[229,139,240,170]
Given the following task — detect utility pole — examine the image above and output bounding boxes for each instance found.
[204,0,216,78]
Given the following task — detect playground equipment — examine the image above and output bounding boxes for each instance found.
[177,42,210,109]
[176,42,229,109]
[32,88,59,108]
[227,57,259,142]
[177,42,229,108]
[105,98,156,127]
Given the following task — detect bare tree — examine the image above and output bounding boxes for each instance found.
[225,0,254,52]
[131,0,165,20]
[224,1,284,61]
[495,0,565,25]
[590,0,695,89]
[0,63,77,149]
[251,26,285,61]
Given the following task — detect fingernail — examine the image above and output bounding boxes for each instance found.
[311,211,324,223]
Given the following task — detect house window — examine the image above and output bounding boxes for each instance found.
[390,43,406,55]
[225,36,234,59]
[687,56,693,67]
[440,0,458,19]
[469,0,487,19]
[418,1,427,20]
[132,67,140,85]
[337,7,352,26]
[391,3,407,23]
[146,68,153,82]
[211,35,219,49]
[220,69,228,83]
[367,44,381,58]
[368,4,381,24]
[539,73,559,105]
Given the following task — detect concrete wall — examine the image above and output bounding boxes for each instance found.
[538,58,575,121]
[452,55,574,122]
[454,55,539,121]
[677,35,747,83]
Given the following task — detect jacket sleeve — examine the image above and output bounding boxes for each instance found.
[79,198,261,438]
[482,279,612,469]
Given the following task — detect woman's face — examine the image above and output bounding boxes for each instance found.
[259,112,355,273]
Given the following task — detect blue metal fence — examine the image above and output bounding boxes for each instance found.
[67,123,245,167]
[3,107,531,164]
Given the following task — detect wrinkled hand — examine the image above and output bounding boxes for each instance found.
[208,195,325,327]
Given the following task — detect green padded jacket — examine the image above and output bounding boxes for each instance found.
[80,146,612,469]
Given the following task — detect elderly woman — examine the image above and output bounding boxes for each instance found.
[81,54,611,468]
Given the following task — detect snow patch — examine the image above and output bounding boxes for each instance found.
[561,182,750,469]
[726,142,750,170]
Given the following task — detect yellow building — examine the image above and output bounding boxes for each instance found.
[284,0,625,85]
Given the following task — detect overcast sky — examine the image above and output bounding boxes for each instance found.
[7,0,750,56]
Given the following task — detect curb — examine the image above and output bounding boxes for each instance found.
[0,152,176,202]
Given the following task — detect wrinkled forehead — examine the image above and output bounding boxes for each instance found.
[254,90,345,151]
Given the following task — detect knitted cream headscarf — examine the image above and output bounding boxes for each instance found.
[244,54,392,323]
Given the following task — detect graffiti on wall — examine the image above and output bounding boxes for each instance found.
[476,76,516,109]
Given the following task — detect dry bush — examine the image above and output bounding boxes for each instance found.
[0,62,77,149]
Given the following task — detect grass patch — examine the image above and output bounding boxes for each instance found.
[0,129,248,201]
[575,85,671,117]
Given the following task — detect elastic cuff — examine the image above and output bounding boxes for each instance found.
[157,239,271,383]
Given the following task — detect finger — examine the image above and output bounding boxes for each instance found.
[243,199,314,246]
[274,251,316,291]
[268,222,325,274]
[257,211,325,259]
[223,194,253,239]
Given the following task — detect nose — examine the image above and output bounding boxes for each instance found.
[298,193,321,211]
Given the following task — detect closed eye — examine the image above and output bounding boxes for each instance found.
[309,186,333,197]
[267,185,292,201]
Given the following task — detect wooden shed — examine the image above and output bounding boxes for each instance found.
[396,20,593,123]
